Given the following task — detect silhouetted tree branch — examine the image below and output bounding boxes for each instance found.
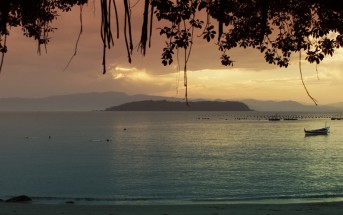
[1,0,343,104]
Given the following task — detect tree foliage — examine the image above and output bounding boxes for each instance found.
[1,0,343,104]
[0,0,87,53]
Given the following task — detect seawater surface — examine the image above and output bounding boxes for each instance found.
[0,111,342,204]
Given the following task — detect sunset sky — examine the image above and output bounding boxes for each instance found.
[1,2,343,105]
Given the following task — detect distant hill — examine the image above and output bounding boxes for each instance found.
[106,100,252,111]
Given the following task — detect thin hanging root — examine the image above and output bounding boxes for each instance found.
[102,44,107,74]
[100,0,116,74]
[0,34,7,73]
[123,0,133,53]
[124,7,132,63]
[107,0,114,47]
[184,47,189,105]
[101,0,106,73]
[112,0,119,39]
[149,4,154,48]
[299,51,318,106]
[63,5,83,72]
[184,20,194,105]
[139,0,149,55]
[109,1,115,46]
[97,0,132,74]
[175,48,181,97]
[43,22,49,54]
[107,0,112,46]
[0,51,4,73]
[184,68,188,105]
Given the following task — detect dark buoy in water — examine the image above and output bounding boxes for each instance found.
[49,136,51,139]
[123,128,127,131]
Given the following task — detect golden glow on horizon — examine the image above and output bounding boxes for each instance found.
[118,50,343,104]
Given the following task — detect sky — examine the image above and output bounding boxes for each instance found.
[1,2,343,105]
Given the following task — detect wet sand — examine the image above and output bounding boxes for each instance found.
[1,201,343,215]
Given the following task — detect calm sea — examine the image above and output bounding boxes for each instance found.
[0,111,342,204]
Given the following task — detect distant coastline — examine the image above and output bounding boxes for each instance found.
[1,91,342,111]
[105,100,253,111]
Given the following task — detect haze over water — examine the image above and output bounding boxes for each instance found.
[1,111,342,204]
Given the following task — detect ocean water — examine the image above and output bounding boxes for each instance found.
[0,111,343,204]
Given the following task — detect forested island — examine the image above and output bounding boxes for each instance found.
[105,100,253,111]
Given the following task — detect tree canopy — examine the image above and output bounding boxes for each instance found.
[1,0,343,104]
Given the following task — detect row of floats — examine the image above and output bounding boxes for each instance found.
[196,113,343,121]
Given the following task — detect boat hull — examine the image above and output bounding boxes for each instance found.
[304,127,329,135]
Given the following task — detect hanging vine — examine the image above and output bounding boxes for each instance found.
[123,0,134,63]
[299,51,318,106]
[153,0,202,103]
[139,0,150,55]
[100,0,114,74]
[0,34,7,73]
[63,5,84,72]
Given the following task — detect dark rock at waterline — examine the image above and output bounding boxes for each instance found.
[5,195,32,203]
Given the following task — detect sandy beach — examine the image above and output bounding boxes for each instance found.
[1,202,343,215]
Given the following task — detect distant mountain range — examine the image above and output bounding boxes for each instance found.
[0,91,342,112]
[0,92,170,111]
[327,102,343,110]
[241,99,341,112]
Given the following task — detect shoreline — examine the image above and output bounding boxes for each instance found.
[1,201,343,215]
[2,195,343,206]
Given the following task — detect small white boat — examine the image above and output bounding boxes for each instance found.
[304,126,330,135]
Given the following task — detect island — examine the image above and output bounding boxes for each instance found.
[105,100,253,111]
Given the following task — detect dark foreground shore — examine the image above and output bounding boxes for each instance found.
[1,201,343,215]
